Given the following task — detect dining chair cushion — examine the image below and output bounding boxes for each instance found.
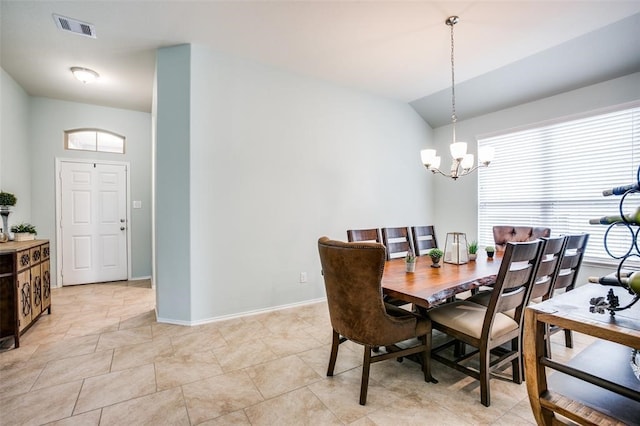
[428,301,519,340]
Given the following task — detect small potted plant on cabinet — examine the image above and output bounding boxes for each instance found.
[405,247,416,272]
[468,240,478,261]
[428,248,444,268]
[11,223,37,241]
[485,245,495,259]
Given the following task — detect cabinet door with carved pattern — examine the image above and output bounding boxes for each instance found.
[41,258,51,311]
[17,270,31,332]
[30,263,42,316]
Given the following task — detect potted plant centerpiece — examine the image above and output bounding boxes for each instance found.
[485,245,495,259]
[428,248,444,268]
[0,191,17,242]
[11,223,37,241]
[405,247,416,272]
[468,240,478,261]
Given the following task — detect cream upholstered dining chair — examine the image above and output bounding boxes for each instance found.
[545,233,589,350]
[527,236,568,303]
[492,226,551,251]
[427,240,543,407]
[469,236,567,310]
[381,226,413,260]
[467,236,567,362]
[317,237,434,405]
[411,225,438,256]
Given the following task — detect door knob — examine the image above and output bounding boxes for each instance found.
[120,219,125,223]
[120,227,125,231]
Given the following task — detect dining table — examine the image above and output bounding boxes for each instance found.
[382,252,502,309]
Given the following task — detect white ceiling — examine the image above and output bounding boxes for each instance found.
[2,1,640,127]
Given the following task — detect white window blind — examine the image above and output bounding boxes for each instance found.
[478,103,640,265]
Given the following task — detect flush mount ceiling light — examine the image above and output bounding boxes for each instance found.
[71,67,99,84]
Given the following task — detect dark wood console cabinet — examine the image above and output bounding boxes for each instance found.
[0,240,51,348]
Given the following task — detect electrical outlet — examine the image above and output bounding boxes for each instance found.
[299,272,308,283]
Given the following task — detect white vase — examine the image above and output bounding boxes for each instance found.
[405,262,416,273]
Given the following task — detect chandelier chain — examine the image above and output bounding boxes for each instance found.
[450,20,456,126]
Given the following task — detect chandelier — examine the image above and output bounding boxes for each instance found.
[420,16,494,180]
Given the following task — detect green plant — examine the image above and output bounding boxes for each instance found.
[468,240,478,254]
[0,191,17,206]
[405,247,416,263]
[485,246,495,253]
[428,248,444,259]
[11,223,37,234]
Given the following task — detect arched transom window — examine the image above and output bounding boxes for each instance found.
[64,128,125,154]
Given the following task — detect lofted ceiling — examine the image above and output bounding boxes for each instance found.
[2,1,640,128]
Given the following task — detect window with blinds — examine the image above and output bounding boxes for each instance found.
[477,102,640,265]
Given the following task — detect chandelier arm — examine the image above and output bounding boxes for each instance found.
[426,167,450,178]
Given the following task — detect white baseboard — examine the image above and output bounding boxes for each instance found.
[156,297,327,326]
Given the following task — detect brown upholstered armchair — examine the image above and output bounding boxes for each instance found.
[493,226,551,251]
[317,237,434,405]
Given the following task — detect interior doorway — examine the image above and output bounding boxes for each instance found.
[55,159,130,286]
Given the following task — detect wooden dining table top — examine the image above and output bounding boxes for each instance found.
[381,253,502,309]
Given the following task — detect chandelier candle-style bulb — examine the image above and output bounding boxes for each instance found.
[478,146,495,165]
[461,154,474,170]
[450,142,467,160]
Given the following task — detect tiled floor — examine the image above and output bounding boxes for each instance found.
[0,281,594,425]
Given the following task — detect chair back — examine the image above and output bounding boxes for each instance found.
[318,237,413,345]
[529,236,567,301]
[493,226,551,251]
[411,225,438,256]
[381,227,412,260]
[549,234,589,296]
[347,228,381,243]
[483,240,543,338]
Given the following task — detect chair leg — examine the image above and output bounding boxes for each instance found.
[360,345,372,405]
[564,328,573,348]
[511,337,522,384]
[480,346,491,407]
[454,340,466,358]
[327,330,340,377]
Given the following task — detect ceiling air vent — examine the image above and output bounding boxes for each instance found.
[53,14,97,38]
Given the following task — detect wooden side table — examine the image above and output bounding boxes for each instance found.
[524,284,640,425]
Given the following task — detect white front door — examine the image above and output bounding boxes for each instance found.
[59,161,128,285]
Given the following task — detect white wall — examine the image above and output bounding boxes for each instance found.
[155,45,192,323]
[0,69,31,223]
[155,44,434,322]
[429,72,640,280]
[28,98,153,283]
